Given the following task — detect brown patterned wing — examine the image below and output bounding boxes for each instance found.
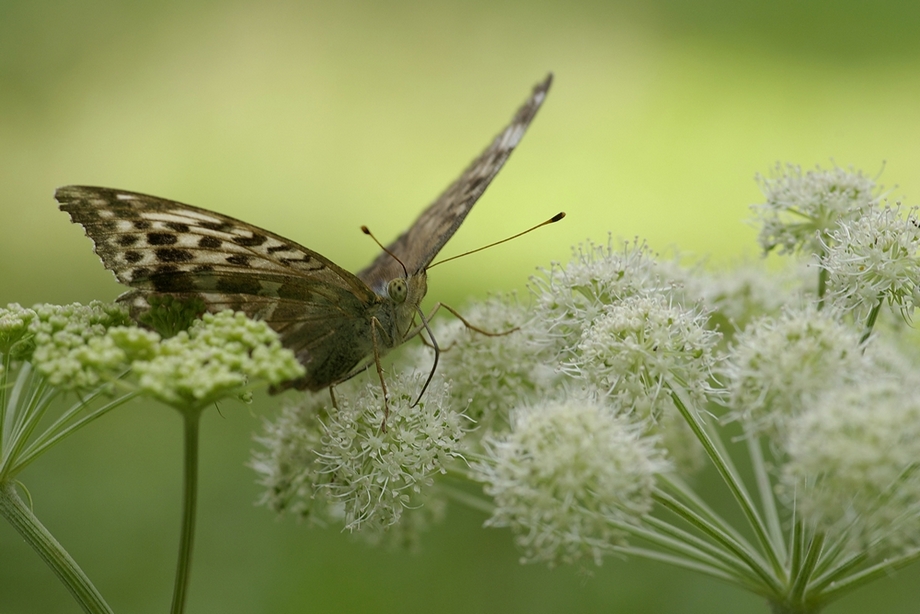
[55,185,381,390]
[357,73,552,293]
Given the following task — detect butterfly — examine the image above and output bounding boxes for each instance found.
[56,73,552,395]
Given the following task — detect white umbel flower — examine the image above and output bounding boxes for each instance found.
[410,295,560,432]
[823,204,920,322]
[752,163,879,256]
[781,379,920,555]
[567,294,718,415]
[473,398,668,566]
[255,373,464,535]
[723,306,866,439]
[531,238,669,351]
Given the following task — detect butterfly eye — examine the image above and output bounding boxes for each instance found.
[387,278,408,304]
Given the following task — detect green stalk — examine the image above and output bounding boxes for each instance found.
[790,531,825,602]
[657,474,752,547]
[768,599,823,614]
[639,514,761,583]
[439,482,496,515]
[809,535,858,584]
[816,547,920,603]
[1,353,11,438]
[170,408,202,614]
[0,481,112,614]
[789,518,804,580]
[746,434,786,562]
[1,365,56,479]
[816,266,828,308]
[612,546,748,587]
[668,383,784,580]
[12,391,139,476]
[653,491,780,592]
[859,297,883,344]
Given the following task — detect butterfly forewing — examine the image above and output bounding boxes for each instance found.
[357,73,552,293]
[56,74,552,393]
[56,186,372,295]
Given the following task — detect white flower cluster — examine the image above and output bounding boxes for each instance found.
[723,305,867,438]
[723,166,920,558]
[408,295,561,433]
[530,238,671,349]
[823,204,920,322]
[686,261,810,343]
[254,372,463,538]
[566,293,717,416]
[752,163,880,256]
[781,379,920,554]
[473,398,667,566]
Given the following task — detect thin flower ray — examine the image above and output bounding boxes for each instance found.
[669,383,785,578]
[652,491,781,591]
[639,511,767,583]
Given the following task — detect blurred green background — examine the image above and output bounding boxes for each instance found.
[3,0,920,612]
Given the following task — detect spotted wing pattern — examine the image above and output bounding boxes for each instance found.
[55,186,380,390]
[357,73,552,293]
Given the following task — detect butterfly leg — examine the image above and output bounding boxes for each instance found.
[328,385,339,409]
[369,316,391,432]
[409,302,520,408]
[415,302,517,351]
[423,302,521,337]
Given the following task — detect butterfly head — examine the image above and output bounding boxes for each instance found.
[376,269,428,345]
[359,224,430,308]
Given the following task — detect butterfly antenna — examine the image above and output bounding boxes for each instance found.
[412,305,439,407]
[362,226,409,278]
[428,212,565,269]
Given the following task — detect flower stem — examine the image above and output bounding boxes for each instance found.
[768,600,823,614]
[0,481,112,614]
[638,513,763,585]
[790,531,825,601]
[657,474,751,547]
[612,544,748,587]
[859,297,883,344]
[439,482,496,515]
[11,390,139,477]
[652,491,778,590]
[170,408,202,614]
[746,434,786,562]
[817,546,920,603]
[816,266,828,308]
[668,382,784,581]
